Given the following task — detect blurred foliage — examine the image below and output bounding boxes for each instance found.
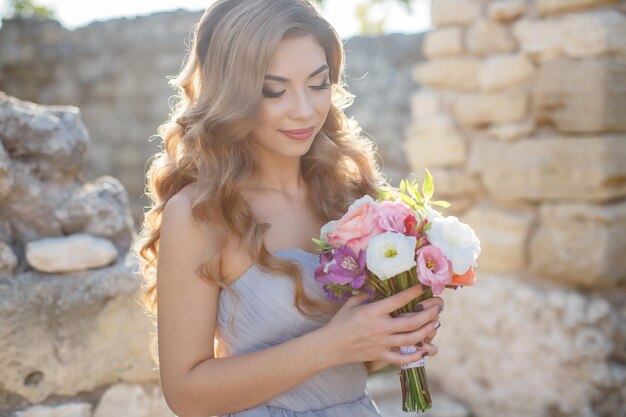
[1,0,56,19]
[315,0,417,35]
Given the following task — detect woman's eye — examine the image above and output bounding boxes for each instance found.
[311,81,330,90]
[262,89,286,98]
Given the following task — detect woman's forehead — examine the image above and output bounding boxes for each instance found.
[265,35,327,79]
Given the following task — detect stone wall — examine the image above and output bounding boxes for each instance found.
[403,0,626,416]
[0,13,424,222]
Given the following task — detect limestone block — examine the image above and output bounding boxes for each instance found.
[470,135,626,202]
[413,57,480,91]
[93,383,175,417]
[487,119,536,141]
[0,92,88,182]
[0,260,156,403]
[428,273,626,417]
[426,168,482,199]
[466,19,517,55]
[57,176,136,249]
[403,116,467,169]
[13,403,92,417]
[534,57,626,133]
[460,204,535,272]
[479,53,536,91]
[423,27,464,58]
[513,10,626,60]
[25,234,118,273]
[0,240,18,275]
[432,0,482,26]
[536,0,620,15]
[488,0,528,22]
[530,202,626,288]
[453,89,528,127]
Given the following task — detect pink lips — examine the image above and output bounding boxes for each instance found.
[279,126,315,141]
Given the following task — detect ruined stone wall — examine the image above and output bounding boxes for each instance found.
[0,13,424,222]
[403,1,626,416]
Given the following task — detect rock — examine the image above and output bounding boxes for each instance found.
[479,53,536,91]
[0,141,12,201]
[536,0,620,15]
[0,259,156,404]
[453,89,528,127]
[0,92,88,182]
[25,234,118,273]
[487,119,536,141]
[13,402,92,417]
[488,0,528,22]
[426,168,482,199]
[57,176,136,249]
[466,19,517,55]
[534,57,626,133]
[513,9,626,60]
[530,201,626,288]
[470,135,626,202]
[403,116,467,169]
[93,383,174,417]
[423,27,464,57]
[432,0,482,26]
[0,240,18,275]
[413,57,480,91]
[428,273,625,417]
[461,204,535,272]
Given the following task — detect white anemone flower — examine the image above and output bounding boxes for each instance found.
[366,232,417,280]
[426,215,481,275]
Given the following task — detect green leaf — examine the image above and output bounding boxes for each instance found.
[311,238,330,252]
[422,168,434,201]
[399,193,419,211]
[407,181,424,204]
[429,200,451,208]
[400,179,407,195]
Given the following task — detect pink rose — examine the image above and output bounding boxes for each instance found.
[416,245,452,295]
[327,195,384,253]
[377,200,414,234]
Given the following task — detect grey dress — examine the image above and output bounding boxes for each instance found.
[215,248,383,417]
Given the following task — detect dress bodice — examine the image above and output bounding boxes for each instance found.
[215,249,380,416]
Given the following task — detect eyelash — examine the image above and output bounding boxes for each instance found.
[262,81,331,98]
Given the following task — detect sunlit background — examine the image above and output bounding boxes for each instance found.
[1,0,432,37]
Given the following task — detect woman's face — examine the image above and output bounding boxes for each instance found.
[249,34,332,159]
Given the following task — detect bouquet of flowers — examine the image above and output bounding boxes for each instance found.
[312,169,481,413]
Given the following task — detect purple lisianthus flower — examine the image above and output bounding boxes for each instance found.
[314,245,368,289]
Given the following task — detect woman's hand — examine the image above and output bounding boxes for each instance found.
[320,285,444,368]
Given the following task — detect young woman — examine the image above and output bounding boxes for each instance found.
[135,1,443,416]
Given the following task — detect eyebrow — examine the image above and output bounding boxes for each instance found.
[264,64,329,82]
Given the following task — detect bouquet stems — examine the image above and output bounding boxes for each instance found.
[371,269,433,413]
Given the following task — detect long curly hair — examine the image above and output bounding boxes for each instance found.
[133,0,388,367]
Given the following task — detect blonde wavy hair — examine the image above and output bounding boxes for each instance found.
[133,0,389,366]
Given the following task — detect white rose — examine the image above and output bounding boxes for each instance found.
[426,215,481,275]
[366,232,417,280]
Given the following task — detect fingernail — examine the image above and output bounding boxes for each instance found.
[433,321,441,329]
[416,342,423,348]
[415,304,424,312]
[421,352,429,358]
[438,304,444,314]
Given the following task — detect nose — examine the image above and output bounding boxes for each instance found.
[289,88,315,121]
